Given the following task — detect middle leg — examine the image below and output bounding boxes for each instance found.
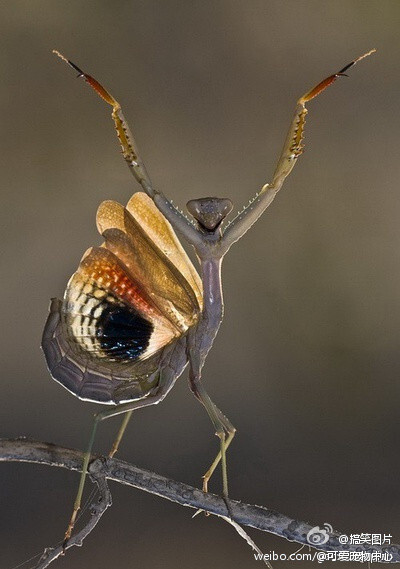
[108,410,133,458]
[189,366,236,498]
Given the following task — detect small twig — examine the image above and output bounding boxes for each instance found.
[221,515,272,568]
[34,457,112,568]
[1,438,400,564]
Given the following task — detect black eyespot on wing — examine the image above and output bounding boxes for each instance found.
[43,298,190,404]
[97,303,154,361]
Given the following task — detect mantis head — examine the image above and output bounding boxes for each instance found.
[186,198,233,232]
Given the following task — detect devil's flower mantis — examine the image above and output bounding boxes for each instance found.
[42,49,375,547]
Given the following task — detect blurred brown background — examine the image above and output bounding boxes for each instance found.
[1,1,400,568]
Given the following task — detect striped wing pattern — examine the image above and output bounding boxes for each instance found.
[42,192,203,403]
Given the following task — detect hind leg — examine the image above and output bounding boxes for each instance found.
[188,366,236,499]
[63,394,164,547]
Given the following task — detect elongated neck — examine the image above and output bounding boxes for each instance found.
[201,257,224,324]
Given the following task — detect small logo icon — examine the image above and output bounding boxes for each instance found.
[306,523,333,545]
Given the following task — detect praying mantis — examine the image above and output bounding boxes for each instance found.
[42,48,375,549]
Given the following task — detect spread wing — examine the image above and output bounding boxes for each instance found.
[125,192,202,309]
[42,192,203,404]
[96,194,202,330]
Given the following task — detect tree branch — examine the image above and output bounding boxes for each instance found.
[1,438,399,564]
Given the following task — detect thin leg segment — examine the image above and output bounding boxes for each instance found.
[109,410,133,458]
[189,367,236,498]
[63,413,100,546]
[63,394,165,548]
[203,428,235,494]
